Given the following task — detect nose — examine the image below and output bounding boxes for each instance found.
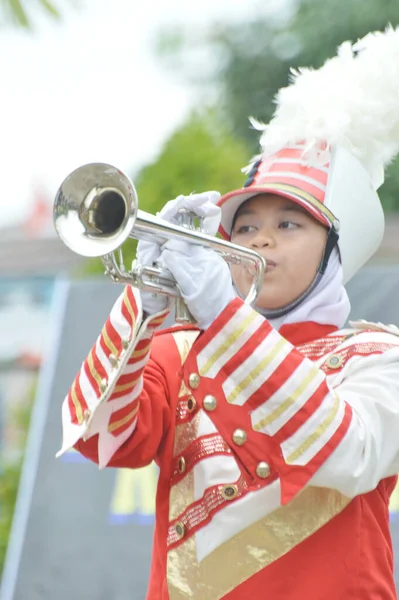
[251,227,275,249]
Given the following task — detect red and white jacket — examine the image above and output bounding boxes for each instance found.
[58,286,399,600]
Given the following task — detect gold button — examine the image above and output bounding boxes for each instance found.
[83,408,91,423]
[232,429,247,446]
[326,354,343,369]
[221,485,238,500]
[109,354,119,368]
[203,395,217,411]
[99,378,107,393]
[188,373,200,389]
[178,457,186,474]
[187,397,196,412]
[256,461,270,479]
[122,338,129,350]
[174,521,185,539]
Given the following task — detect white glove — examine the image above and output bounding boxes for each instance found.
[160,239,236,330]
[136,239,169,315]
[158,191,221,236]
[136,191,221,317]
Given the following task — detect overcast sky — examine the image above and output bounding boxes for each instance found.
[0,0,280,228]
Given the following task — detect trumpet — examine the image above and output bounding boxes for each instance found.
[53,163,266,323]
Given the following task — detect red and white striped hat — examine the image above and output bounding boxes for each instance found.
[218,26,399,283]
[219,143,336,233]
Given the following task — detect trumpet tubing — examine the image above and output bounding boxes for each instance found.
[53,163,266,321]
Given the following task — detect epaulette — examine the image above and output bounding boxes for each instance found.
[349,320,399,337]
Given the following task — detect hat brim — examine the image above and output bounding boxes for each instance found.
[217,185,332,239]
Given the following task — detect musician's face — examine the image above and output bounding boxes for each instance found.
[230,194,328,310]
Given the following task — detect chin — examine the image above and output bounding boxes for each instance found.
[257,303,282,311]
[254,297,281,311]
[235,283,280,309]
[255,291,291,311]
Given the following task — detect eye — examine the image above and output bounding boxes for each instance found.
[234,224,257,234]
[279,220,299,230]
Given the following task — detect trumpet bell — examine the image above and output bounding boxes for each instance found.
[53,163,138,258]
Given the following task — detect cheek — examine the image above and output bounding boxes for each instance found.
[308,234,327,266]
[283,238,325,279]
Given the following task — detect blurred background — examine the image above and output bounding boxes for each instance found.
[1,0,399,598]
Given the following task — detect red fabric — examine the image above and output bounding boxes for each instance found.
[279,321,338,345]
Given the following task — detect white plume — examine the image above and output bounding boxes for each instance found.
[248,26,399,189]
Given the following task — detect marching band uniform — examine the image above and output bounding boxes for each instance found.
[58,27,399,599]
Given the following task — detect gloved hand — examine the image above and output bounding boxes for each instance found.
[136,239,169,316]
[160,239,236,330]
[158,191,221,236]
[136,191,221,317]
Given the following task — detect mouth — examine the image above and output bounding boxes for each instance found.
[242,259,276,276]
[265,259,277,271]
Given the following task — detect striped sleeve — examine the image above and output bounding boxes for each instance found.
[57,285,170,468]
[186,298,353,504]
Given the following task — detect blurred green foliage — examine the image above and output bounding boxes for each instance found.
[0,0,65,27]
[156,0,399,211]
[0,463,21,572]
[83,110,251,275]
[0,381,35,575]
[135,111,250,211]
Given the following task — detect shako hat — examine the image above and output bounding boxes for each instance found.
[218,27,399,283]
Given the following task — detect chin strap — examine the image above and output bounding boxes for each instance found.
[318,227,339,275]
